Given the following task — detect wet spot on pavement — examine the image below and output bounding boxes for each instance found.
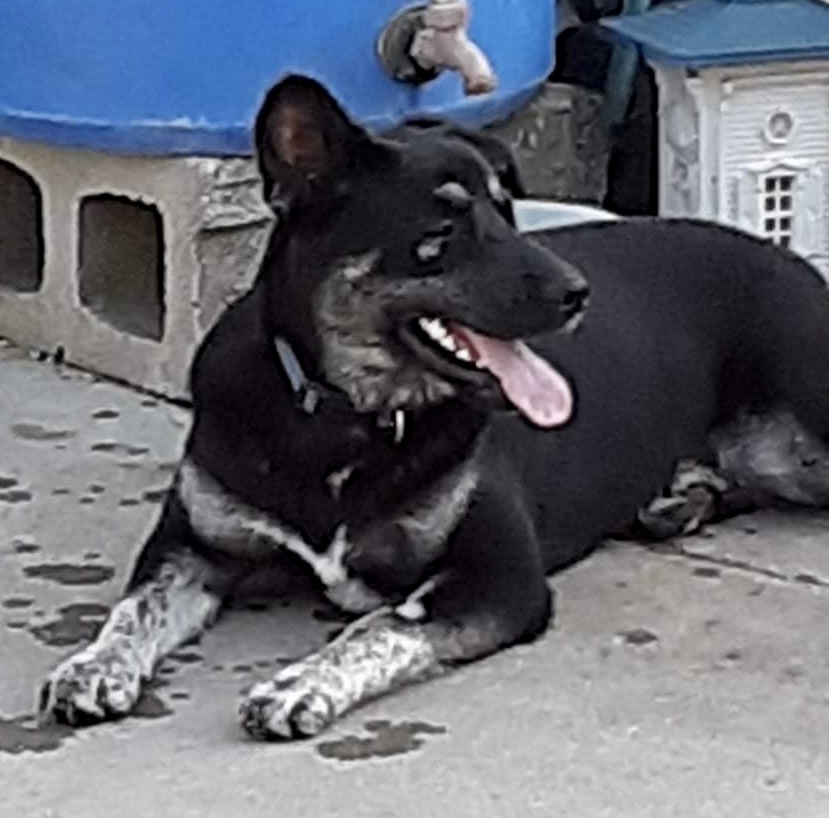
[316,720,447,763]
[133,691,173,719]
[0,489,32,503]
[0,714,74,755]
[29,603,109,647]
[168,650,203,665]
[11,422,76,442]
[23,563,115,586]
[619,628,659,646]
[12,541,41,555]
[90,441,150,457]
[794,572,825,587]
[2,597,33,610]
[692,566,721,579]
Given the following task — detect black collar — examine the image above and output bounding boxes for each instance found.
[273,336,406,444]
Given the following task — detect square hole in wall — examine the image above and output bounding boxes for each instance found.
[0,159,44,292]
[78,194,165,341]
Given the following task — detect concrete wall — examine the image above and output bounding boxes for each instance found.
[0,137,272,399]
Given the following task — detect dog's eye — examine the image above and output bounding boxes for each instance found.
[414,221,455,266]
[434,181,473,211]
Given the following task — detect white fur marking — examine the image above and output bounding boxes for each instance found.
[177,459,350,587]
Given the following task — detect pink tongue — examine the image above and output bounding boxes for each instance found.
[451,326,573,428]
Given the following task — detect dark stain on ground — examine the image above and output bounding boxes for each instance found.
[794,572,826,587]
[0,489,32,503]
[0,713,74,755]
[2,597,33,609]
[29,602,109,646]
[12,541,40,554]
[11,422,76,442]
[133,691,173,719]
[316,720,448,763]
[23,563,115,586]
[168,650,203,664]
[692,566,721,579]
[0,475,18,489]
[620,628,659,646]
[90,441,150,457]
[92,408,121,420]
[142,487,167,504]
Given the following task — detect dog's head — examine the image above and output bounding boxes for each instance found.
[255,75,588,428]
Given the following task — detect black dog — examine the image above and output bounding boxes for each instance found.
[39,75,829,739]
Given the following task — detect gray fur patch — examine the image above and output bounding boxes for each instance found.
[345,460,479,586]
[39,553,219,723]
[314,253,458,413]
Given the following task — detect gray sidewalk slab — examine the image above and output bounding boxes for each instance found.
[0,344,827,818]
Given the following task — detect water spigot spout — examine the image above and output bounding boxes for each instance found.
[410,0,497,95]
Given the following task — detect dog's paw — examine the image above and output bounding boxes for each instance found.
[238,672,336,741]
[38,645,143,726]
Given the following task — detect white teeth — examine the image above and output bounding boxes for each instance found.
[416,317,475,365]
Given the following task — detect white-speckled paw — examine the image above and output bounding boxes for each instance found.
[38,644,143,726]
[238,670,336,741]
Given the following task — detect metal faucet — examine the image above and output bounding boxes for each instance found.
[378,0,497,96]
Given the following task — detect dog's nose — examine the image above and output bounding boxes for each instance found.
[560,278,590,321]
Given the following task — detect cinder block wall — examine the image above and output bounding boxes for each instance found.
[0,136,273,399]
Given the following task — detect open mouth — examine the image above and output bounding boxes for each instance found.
[400,316,574,429]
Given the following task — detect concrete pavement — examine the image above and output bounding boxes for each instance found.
[0,341,827,817]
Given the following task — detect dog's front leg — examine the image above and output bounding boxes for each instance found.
[239,492,553,740]
[38,498,229,725]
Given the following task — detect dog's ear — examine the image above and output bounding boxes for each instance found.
[254,74,394,211]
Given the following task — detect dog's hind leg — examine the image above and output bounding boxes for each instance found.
[712,410,829,510]
[239,491,552,740]
[38,500,232,726]
[632,459,756,541]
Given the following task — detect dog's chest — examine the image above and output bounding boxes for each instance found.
[175,457,478,594]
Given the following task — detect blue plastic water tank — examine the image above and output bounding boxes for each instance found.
[0,1,553,156]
